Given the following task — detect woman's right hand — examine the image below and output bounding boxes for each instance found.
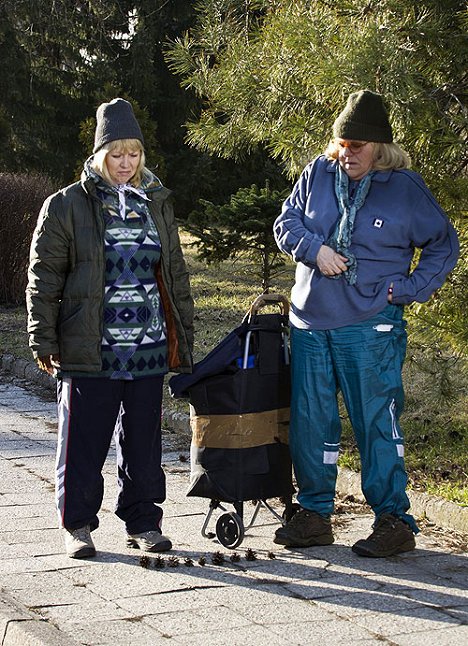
[316,245,349,277]
[37,354,61,375]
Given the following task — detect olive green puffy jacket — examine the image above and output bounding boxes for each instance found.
[26,176,194,374]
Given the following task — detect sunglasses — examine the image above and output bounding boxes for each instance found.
[337,140,369,153]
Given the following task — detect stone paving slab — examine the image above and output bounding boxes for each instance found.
[0,589,79,646]
[0,381,467,646]
[167,622,292,646]
[390,625,468,646]
[70,618,175,646]
[351,604,463,636]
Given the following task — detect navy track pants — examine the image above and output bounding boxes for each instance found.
[289,304,418,533]
[56,375,165,534]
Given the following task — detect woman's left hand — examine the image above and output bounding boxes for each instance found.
[316,245,349,277]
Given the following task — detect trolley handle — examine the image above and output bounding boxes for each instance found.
[242,328,290,369]
[248,293,290,319]
[243,293,291,369]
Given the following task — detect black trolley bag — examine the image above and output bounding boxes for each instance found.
[169,294,294,548]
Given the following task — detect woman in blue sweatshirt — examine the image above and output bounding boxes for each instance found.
[273,90,459,557]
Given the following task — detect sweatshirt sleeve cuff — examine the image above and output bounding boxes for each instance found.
[391,278,413,305]
[303,239,324,265]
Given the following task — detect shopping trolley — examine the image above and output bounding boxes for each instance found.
[169,294,295,548]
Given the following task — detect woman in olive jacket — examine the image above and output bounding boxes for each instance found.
[27,98,194,559]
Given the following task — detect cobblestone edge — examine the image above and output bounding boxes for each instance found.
[0,590,79,646]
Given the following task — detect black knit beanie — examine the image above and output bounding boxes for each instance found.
[333,90,393,143]
[93,98,144,153]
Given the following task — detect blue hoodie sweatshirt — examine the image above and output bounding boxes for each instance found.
[274,156,459,330]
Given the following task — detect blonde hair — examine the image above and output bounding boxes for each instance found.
[324,138,411,171]
[91,138,146,186]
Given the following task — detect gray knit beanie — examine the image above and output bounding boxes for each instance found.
[93,98,144,153]
[333,90,393,143]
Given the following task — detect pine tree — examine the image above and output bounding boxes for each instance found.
[187,182,290,292]
[167,0,468,353]
[0,0,134,179]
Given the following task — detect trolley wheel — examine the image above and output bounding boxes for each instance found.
[216,512,245,549]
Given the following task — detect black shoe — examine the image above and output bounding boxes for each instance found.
[352,513,416,558]
[274,508,334,547]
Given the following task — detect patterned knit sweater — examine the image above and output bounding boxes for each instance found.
[75,162,168,380]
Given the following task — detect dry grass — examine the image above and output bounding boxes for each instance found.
[0,305,30,360]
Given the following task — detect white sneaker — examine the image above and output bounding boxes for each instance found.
[126,530,172,552]
[64,525,96,559]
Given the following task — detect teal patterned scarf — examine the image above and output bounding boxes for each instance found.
[327,163,375,285]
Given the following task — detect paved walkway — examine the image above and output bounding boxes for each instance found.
[0,380,467,646]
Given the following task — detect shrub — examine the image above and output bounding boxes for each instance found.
[0,173,56,304]
[187,183,290,292]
